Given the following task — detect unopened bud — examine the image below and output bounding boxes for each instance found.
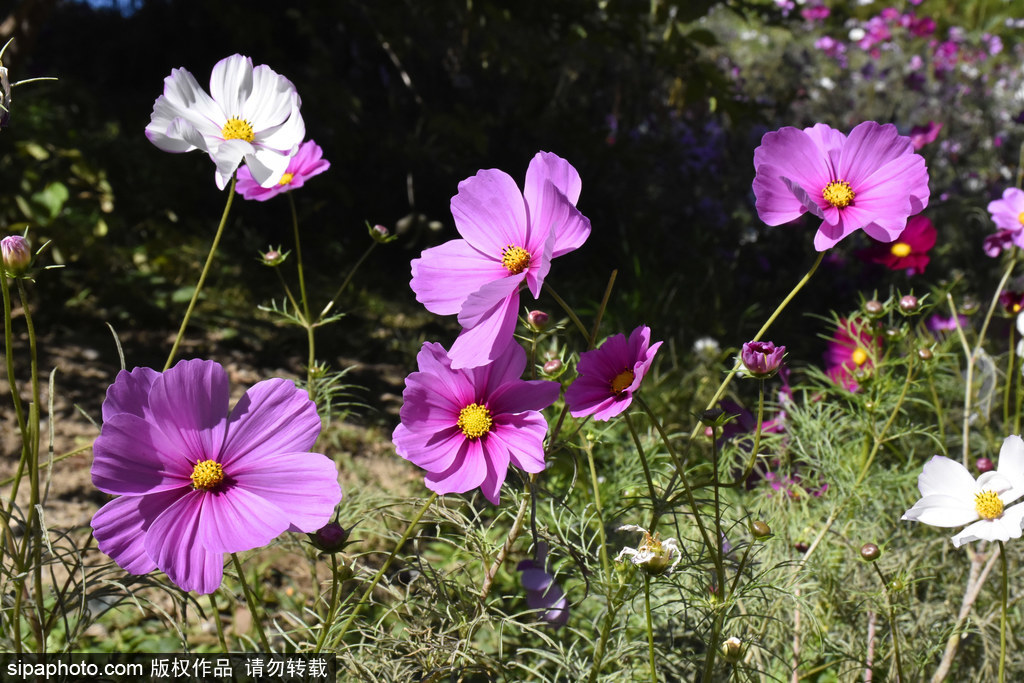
[898,295,919,312]
[308,521,350,553]
[719,636,743,663]
[917,347,933,361]
[368,223,397,244]
[259,246,288,267]
[543,359,563,374]
[976,457,995,474]
[864,300,885,317]
[860,543,881,561]
[527,310,550,331]
[750,520,772,539]
[1,235,31,276]
[701,408,726,428]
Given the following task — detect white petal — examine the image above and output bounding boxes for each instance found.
[952,514,1024,547]
[246,147,294,187]
[242,64,298,129]
[997,435,1024,502]
[917,455,978,498]
[210,139,252,190]
[902,493,979,527]
[154,67,224,138]
[210,54,253,117]
[257,102,305,154]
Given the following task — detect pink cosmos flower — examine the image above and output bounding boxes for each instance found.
[392,340,560,504]
[987,187,1024,249]
[410,152,591,369]
[145,54,305,190]
[566,325,662,421]
[824,319,877,391]
[90,359,342,594]
[753,121,930,251]
[740,340,786,378]
[858,214,936,275]
[908,121,942,149]
[235,140,329,201]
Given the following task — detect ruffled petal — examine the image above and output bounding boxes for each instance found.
[91,413,193,495]
[220,377,321,469]
[148,359,229,465]
[916,455,978,497]
[952,513,1024,547]
[144,491,225,594]
[102,366,159,422]
[449,276,523,369]
[410,239,505,317]
[489,411,549,473]
[423,438,489,496]
[450,169,530,257]
[209,54,254,119]
[91,491,188,575]
[197,485,290,554]
[478,439,511,504]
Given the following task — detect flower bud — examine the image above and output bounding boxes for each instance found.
[860,543,881,561]
[527,310,550,331]
[864,299,885,317]
[368,223,397,244]
[701,408,726,428]
[308,521,350,553]
[740,341,786,379]
[750,520,772,539]
[719,636,743,663]
[960,297,980,315]
[976,457,995,474]
[917,347,933,361]
[1,235,31,276]
[259,246,289,267]
[898,295,919,312]
[543,359,563,375]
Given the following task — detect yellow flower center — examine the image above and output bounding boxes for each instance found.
[221,117,255,142]
[822,180,855,208]
[975,490,1004,520]
[610,369,635,394]
[457,402,493,439]
[851,348,869,367]
[890,242,912,258]
[501,245,531,275]
[190,459,224,490]
[1018,211,1024,226]
[278,172,294,186]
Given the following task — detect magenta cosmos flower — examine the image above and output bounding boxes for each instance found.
[858,214,936,275]
[753,121,930,250]
[987,187,1024,249]
[392,340,560,504]
[146,54,305,190]
[410,152,591,369]
[740,340,786,378]
[824,319,877,391]
[235,139,330,201]
[90,359,341,594]
[566,325,662,421]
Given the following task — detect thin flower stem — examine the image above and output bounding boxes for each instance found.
[319,241,378,319]
[586,583,629,683]
[644,575,657,683]
[870,562,905,683]
[287,193,317,396]
[1,265,29,520]
[729,379,765,487]
[230,552,271,651]
[998,540,1007,683]
[1004,322,1015,428]
[480,484,532,600]
[314,553,346,653]
[624,411,660,509]
[931,546,1000,682]
[588,270,617,348]
[583,440,610,579]
[686,251,825,444]
[208,592,228,650]
[164,175,238,371]
[701,421,727,682]
[543,283,591,343]
[327,493,437,650]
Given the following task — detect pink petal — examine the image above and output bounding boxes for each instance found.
[219,377,321,469]
[148,359,229,465]
[524,151,582,205]
[838,122,913,187]
[102,366,159,422]
[490,412,549,473]
[145,491,225,594]
[450,276,523,369]
[91,413,193,495]
[472,339,529,397]
[478,439,511,504]
[198,485,291,554]
[451,168,530,256]
[489,379,560,415]
[228,451,342,534]
[524,172,590,260]
[410,239,506,317]
[91,492,188,575]
[393,423,466,473]
[423,438,489,496]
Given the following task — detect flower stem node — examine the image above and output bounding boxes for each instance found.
[860,542,881,562]
[615,525,681,576]
[1,235,31,276]
[750,520,772,540]
[719,636,744,664]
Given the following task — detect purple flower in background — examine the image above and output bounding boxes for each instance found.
[926,313,968,335]
[800,3,829,22]
[740,341,786,378]
[908,121,942,150]
[235,140,329,201]
[145,54,305,190]
[908,16,937,38]
[90,360,342,594]
[410,152,590,369]
[566,325,662,421]
[518,543,569,628]
[986,229,1016,257]
[753,121,930,251]
[392,340,560,504]
[814,36,847,64]
[987,187,1024,249]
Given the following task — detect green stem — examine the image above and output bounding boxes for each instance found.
[328,493,437,650]
[644,575,657,683]
[230,552,271,651]
[624,411,660,511]
[588,270,618,348]
[871,561,905,683]
[287,193,317,397]
[319,241,378,320]
[999,540,1007,683]
[583,441,610,579]
[543,283,591,343]
[480,484,532,600]
[729,379,766,487]
[314,553,345,653]
[208,592,228,650]
[164,175,237,371]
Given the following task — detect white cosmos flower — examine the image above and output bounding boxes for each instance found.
[902,435,1024,547]
[145,54,305,190]
[615,525,681,575]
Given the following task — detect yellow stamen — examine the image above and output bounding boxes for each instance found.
[822,180,855,208]
[457,402,493,439]
[221,117,255,142]
[890,242,912,258]
[1017,211,1024,226]
[278,172,294,186]
[190,459,224,490]
[975,490,1004,520]
[610,369,635,394]
[851,348,869,366]
[501,245,531,275]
